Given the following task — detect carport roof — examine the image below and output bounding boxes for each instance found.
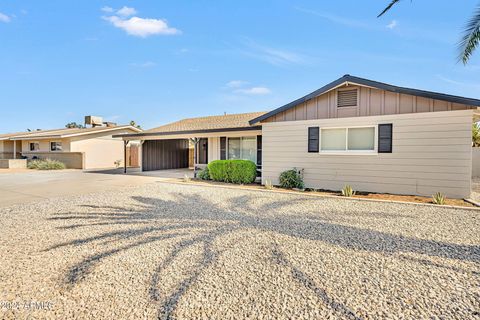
[116,111,266,138]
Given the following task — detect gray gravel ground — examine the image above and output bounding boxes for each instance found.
[0,182,479,319]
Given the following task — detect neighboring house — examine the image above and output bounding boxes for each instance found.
[117,75,480,198]
[1,125,141,169]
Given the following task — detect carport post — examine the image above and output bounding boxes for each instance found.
[124,140,129,173]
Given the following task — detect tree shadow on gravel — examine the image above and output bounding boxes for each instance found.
[47,190,480,319]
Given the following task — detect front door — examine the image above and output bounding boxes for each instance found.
[197,138,208,164]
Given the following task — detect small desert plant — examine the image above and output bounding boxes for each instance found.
[432,192,446,205]
[198,167,210,180]
[114,159,122,168]
[183,174,191,182]
[279,168,304,189]
[28,158,66,170]
[264,179,274,189]
[341,185,355,197]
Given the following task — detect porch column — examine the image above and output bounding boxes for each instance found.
[13,141,16,159]
[193,138,198,178]
[124,140,129,173]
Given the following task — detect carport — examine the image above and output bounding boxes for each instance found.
[113,112,264,176]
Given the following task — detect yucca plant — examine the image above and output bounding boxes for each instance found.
[341,185,355,197]
[432,192,446,205]
[473,123,480,147]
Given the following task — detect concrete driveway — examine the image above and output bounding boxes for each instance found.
[0,169,192,207]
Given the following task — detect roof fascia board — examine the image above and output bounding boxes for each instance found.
[113,125,262,139]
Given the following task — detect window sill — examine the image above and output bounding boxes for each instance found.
[318,151,377,156]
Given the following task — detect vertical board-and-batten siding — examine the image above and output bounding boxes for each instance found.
[264,86,473,122]
[262,110,474,198]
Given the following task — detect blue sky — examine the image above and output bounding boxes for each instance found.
[1,1,479,132]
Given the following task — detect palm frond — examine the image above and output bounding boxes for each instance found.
[377,0,402,18]
[458,5,480,64]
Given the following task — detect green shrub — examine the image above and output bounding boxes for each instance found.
[207,160,257,184]
[279,168,304,189]
[341,185,355,197]
[432,192,446,205]
[28,158,66,170]
[198,167,210,180]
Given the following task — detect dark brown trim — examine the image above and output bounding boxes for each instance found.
[114,125,262,139]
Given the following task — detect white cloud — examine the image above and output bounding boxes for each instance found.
[226,80,248,88]
[386,20,398,29]
[241,39,307,66]
[234,87,271,95]
[103,15,180,37]
[0,12,11,23]
[116,6,137,17]
[102,7,181,38]
[101,6,114,13]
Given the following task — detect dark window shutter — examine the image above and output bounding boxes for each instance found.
[220,137,226,160]
[308,127,319,153]
[256,135,262,167]
[378,124,393,153]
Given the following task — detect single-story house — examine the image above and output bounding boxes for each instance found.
[1,125,141,169]
[117,75,480,198]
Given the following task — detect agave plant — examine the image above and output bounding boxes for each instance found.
[264,179,274,190]
[341,185,355,197]
[378,1,480,64]
[432,192,446,205]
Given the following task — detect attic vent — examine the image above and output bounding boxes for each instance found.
[337,89,358,107]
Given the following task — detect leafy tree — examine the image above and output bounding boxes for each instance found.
[378,1,480,64]
[130,120,141,129]
[473,122,480,147]
[65,122,85,129]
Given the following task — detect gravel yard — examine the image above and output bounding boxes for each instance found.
[0,182,479,319]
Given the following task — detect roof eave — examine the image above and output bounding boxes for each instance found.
[113,125,262,139]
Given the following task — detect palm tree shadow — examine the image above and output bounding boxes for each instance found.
[48,190,479,318]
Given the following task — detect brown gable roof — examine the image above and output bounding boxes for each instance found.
[250,74,480,124]
[143,111,267,134]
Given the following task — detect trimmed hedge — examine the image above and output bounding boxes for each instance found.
[207,160,256,184]
[198,167,210,180]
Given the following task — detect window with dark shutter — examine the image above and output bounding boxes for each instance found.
[220,137,226,160]
[378,124,393,153]
[308,127,319,153]
[337,89,358,107]
[256,135,262,167]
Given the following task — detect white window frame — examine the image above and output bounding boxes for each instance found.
[29,141,40,152]
[50,141,63,152]
[319,125,377,155]
[226,136,257,163]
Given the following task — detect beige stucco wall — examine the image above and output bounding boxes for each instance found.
[265,85,475,122]
[473,148,480,178]
[70,135,124,169]
[20,138,71,152]
[0,140,22,159]
[262,109,474,199]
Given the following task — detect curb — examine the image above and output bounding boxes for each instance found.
[158,179,480,212]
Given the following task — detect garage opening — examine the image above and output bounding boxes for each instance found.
[142,139,189,171]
